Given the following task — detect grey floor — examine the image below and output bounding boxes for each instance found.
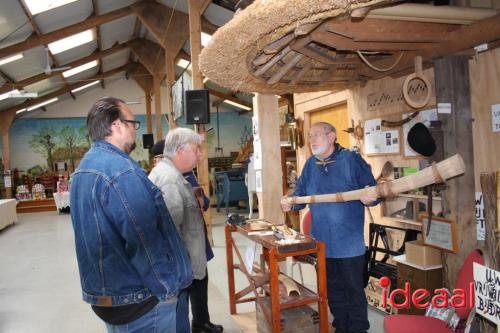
[0,208,385,333]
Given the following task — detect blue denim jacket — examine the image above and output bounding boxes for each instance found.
[70,140,193,306]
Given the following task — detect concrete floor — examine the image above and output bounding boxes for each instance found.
[0,208,385,333]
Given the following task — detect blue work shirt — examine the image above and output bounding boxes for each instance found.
[292,145,378,258]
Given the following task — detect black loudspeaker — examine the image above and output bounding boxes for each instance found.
[185,89,210,124]
[143,133,154,149]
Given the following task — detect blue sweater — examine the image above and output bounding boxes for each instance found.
[292,145,377,258]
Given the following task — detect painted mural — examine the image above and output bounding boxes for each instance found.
[2,111,252,176]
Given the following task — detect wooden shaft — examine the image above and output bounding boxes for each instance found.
[289,154,465,205]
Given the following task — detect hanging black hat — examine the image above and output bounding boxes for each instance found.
[407,122,436,157]
[151,139,165,156]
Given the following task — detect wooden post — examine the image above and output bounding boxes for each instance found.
[0,111,16,198]
[154,76,162,141]
[165,51,177,129]
[145,91,152,134]
[254,93,284,225]
[188,0,212,242]
[434,56,476,288]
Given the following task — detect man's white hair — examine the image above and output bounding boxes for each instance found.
[163,127,203,158]
[311,121,336,134]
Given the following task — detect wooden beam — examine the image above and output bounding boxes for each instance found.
[0,42,131,94]
[0,70,14,83]
[254,93,284,225]
[92,0,105,87]
[267,53,303,84]
[323,18,459,43]
[133,1,189,56]
[0,5,134,59]
[153,76,163,141]
[165,51,176,129]
[188,0,211,243]
[208,88,252,108]
[311,28,437,51]
[129,39,166,80]
[126,62,153,93]
[362,13,500,79]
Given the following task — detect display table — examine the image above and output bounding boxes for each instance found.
[225,223,328,332]
[53,191,70,212]
[0,199,17,230]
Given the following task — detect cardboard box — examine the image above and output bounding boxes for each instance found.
[405,240,441,268]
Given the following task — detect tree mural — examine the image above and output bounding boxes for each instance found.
[29,127,57,172]
[58,126,85,172]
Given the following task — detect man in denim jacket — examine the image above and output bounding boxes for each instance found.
[70,97,192,332]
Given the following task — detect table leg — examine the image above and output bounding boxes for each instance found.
[316,242,329,332]
[269,248,281,333]
[225,224,237,314]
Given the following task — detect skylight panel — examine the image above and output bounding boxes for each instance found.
[48,29,95,54]
[24,0,79,15]
[176,59,191,69]
[71,80,100,93]
[223,99,252,111]
[0,90,20,101]
[62,60,98,78]
[27,98,58,111]
[201,32,212,47]
[0,53,23,66]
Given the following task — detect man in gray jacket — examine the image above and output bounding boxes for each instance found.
[149,127,222,333]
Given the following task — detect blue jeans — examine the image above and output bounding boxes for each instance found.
[176,289,190,333]
[105,298,177,333]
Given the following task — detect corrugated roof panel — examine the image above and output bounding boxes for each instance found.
[1,46,46,81]
[100,15,135,50]
[0,1,34,48]
[54,40,98,65]
[101,48,130,72]
[34,0,93,34]
[98,0,136,14]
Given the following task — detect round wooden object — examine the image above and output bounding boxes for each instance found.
[403,73,432,109]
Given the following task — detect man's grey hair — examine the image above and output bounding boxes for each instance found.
[312,121,336,134]
[163,127,204,158]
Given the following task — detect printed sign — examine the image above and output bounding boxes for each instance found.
[492,104,500,132]
[474,263,500,327]
[476,192,485,241]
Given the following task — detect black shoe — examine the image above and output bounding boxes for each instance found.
[191,322,223,333]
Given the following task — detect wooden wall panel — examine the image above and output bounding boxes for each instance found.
[470,48,500,191]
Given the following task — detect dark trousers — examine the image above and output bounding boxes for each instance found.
[326,255,369,333]
[188,271,210,325]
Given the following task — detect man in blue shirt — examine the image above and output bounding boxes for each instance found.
[281,122,378,333]
[70,97,192,333]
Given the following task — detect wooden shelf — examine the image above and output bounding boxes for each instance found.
[396,193,442,201]
[382,217,423,231]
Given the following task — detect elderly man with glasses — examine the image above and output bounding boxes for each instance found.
[281,121,379,333]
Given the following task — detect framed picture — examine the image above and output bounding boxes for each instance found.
[420,214,457,253]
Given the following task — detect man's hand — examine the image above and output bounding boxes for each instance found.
[280,196,293,212]
[360,186,378,205]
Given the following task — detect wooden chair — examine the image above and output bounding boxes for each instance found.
[384,249,484,333]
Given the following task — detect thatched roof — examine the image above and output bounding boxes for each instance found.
[199,0,391,94]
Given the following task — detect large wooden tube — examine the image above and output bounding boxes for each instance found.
[288,154,465,205]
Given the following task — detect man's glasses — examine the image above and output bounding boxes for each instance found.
[122,119,140,130]
[308,131,331,140]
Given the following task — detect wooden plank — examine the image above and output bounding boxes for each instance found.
[323,18,458,43]
[254,46,291,77]
[267,53,303,84]
[290,62,312,85]
[435,56,476,289]
[311,28,436,51]
[0,5,133,59]
[208,88,252,108]
[262,33,294,54]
